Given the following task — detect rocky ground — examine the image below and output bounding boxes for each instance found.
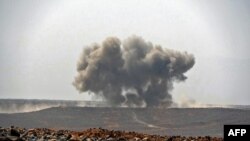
[2,107,250,136]
[0,126,223,141]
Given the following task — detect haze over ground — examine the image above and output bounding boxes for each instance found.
[0,0,250,106]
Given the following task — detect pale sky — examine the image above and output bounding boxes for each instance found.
[0,0,250,105]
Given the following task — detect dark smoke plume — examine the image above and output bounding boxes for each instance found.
[73,36,195,107]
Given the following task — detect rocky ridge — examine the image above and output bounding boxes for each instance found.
[0,126,223,141]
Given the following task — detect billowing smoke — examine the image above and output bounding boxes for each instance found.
[73,36,195,107]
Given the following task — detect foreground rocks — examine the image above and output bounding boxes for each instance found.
[0,127,223,141]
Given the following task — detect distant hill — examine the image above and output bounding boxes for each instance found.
[0,106,250,137]
[0,99,250,113]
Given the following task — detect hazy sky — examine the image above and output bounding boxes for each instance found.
[0,0,250,105]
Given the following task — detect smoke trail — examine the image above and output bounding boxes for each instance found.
[73,35,195,107]
[0,99,108,113]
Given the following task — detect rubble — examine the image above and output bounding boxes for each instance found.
[0,127,223,141]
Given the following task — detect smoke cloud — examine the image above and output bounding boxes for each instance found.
[73,36,195,107]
